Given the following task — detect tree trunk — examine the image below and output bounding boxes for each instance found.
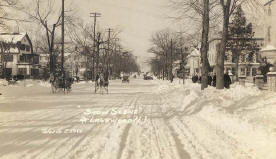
[235,51,240,82]
[216,2,231,89]
[200,0,210,90]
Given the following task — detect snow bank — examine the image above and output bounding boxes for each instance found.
[155,79,276,159]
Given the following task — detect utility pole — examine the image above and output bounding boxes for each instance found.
[61,0,65,91]
[96,32,101,73]
[170,39,173,83]
[106,28,112,77]
[90,12,101,80]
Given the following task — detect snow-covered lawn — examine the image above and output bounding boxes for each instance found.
[0,79,275,159]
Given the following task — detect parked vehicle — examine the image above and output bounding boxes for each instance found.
[144,75,153,80]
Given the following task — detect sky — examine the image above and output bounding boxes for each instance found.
[70,0,175,71]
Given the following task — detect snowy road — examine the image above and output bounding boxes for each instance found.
[0,79,276,159]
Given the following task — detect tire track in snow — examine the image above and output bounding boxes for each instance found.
[155,95,194,159]
[116,124,132,159]
[29,98,123,159]
[54,100,127,159]
[158,92,208,159]
[80,96,140,159]
[113,95,141,159]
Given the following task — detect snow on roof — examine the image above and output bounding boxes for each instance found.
[0,32,26,44]
[261,45,276,51]
[173,60,181,64]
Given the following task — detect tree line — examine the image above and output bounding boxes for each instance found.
[149,0,263,90]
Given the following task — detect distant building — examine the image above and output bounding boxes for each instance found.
[0,32,39,78]
[260,0,276,63]
[186,47,200,76]
[64,52,87,79]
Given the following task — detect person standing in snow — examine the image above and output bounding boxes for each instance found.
[212,73,216,87]
[192,74,198,83]
[224,72,232,89]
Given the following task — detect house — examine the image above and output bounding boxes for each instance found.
[208,38,262,80]
[39,52,50,68]
[260,0,276,63]
[0,32,39,79]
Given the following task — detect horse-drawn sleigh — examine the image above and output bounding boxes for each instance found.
[50,74,73,93]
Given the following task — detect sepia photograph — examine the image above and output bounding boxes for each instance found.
[0,0,276,158]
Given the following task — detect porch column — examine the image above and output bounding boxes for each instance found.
[267,72,276,92]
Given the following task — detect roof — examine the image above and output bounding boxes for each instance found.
[0,32,27,44]
[265,0,275,6]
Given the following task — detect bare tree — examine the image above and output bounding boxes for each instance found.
[21,0,75,74]
[0,0,20,29]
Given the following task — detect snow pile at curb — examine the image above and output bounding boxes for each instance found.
[152,78,191,93]
[155,79,263,111]
[0,79,8,86]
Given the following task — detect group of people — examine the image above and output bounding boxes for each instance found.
[192,71,232,89]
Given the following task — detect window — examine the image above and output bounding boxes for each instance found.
[31,69,39,77]
[268,26,271,42]
[4,54,13,62]
[33,56,39,64]
[18,68,27,75]
[20,44,25,51]
[247,52,254,63]
[20,55,32,63]
[252,68,257,76]
[4,68,12,76]
[240,68,246,76]
[26,45,30,52]
[246,67,251,76]
[240,55,246,63]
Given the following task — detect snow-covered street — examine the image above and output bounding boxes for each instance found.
[0,78,276,159]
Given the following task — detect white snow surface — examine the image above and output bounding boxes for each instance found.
[0,78,275,159]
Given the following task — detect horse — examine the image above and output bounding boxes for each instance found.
[95,73,108,94]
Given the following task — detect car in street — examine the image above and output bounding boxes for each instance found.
[143,74,153,80]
